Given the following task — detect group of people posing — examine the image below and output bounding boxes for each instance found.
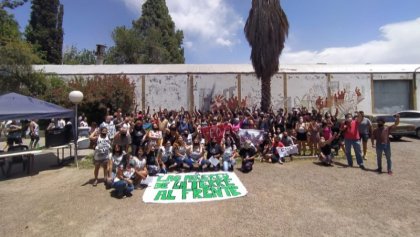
[86,106,398,198]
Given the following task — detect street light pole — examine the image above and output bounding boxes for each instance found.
[69,91,84,169]
[74,103,79,168]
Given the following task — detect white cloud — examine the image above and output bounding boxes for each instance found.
[119,0,144,12]
[281,18,420,64]
[119,0,243,48]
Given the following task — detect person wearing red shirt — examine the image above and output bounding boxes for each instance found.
[272,136,285,164]
[340,113,365,169]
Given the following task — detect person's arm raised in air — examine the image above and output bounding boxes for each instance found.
[389,114,400,131]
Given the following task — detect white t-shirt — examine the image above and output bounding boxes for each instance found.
[94,135,111,161]
[132,157,146,170]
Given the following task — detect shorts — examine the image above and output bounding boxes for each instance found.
[93,159,109,166]
[360,133,370,142]
[297,132,307,141]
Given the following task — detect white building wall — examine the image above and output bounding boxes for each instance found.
[34,64,420,116]
[270,74,285,112]
[193,74,238,111]
[330,74,371,115]
[241,74,262,109]
[145,75,188,111]
[286,74,328,111]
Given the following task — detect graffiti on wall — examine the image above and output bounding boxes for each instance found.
[289,82,365,117]
[199,83,249,111]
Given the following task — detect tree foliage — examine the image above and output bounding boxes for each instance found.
[68,75,136,123]
[244,0,289,112]
[0,6,47,96]
[25,0,64,64]
[62,45,96,65]
[0,0,27,9]
[108,0,184,64]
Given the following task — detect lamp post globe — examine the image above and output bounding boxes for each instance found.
[69,90,83,168]
[69,90,84,104]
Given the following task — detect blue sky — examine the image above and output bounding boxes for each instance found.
[7,0,420,64]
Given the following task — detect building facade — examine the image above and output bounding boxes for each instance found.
[35,64,420,117]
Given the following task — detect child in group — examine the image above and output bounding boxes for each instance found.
[318,133,337,166]
[112,154,135,198]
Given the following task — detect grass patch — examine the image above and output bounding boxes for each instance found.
[71,153,95,169]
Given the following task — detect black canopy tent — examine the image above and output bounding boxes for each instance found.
[0,92,73,121]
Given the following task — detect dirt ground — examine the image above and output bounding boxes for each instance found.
[0,137,420,237]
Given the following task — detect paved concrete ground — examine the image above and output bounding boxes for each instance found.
[0,137,419,237]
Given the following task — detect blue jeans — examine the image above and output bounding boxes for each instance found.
[174,156,184,169]
[113,180,134,196]
[223,159,236,171]
[184,157,209,168]
[344,139,364,166]
[376,143,392,171]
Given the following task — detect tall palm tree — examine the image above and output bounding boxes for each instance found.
[244,0,289,112]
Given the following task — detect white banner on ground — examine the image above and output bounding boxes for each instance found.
[142,172,248,203]
[276,145,299,157]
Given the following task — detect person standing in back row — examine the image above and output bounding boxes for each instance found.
[371,114,399,175]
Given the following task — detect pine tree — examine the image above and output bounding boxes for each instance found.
[25,0,64,64]
[108,0,184,64]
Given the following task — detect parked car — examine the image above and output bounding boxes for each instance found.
[396,110,420,138]
[366,114,416,140]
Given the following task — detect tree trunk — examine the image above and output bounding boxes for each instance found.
[260,75,271,112]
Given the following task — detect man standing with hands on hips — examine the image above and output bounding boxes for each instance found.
[371,114,399,175]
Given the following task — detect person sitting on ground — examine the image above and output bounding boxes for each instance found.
[158,140,174,173]
[319,134,337,166]
[185,137,208,171]
[239,140,257,173]
[132,147,148,186]
[260,134,274,163]
[206,137,223,171]
[221,136,237,171]
[280,131,295,161]
[112,154,135,198]
[90,127,112,187]
[271,136,285,164]
[145,144,160,176]
[173,135,188,172]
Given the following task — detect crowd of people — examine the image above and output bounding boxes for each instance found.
[82,106,398,199]
[1,104,398,198]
